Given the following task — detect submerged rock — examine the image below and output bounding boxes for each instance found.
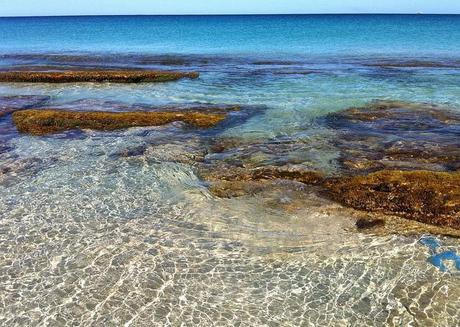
[144,138,208,165]
[199,100,460,233]
[365,60,460,68]
[0,70,199,83]
[209,180,273,198]
[0,157,58,186]
[205,135,335,172]
[13,109,228,135]
[324,100,460,173]
[199,163,324,201]
[324,170,460,229]
[199,164,324,184]
[203,165,460,230]
[0,95,50,117]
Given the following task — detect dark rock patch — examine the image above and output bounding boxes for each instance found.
[364,60,460,69]
[355,218,385,230]
[323,100,460,173]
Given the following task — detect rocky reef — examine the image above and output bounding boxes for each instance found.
[4,95,460,234]
[196,100,460,234]
[0,70,199,83]
[324,170,460,229]
[13,109,228,135]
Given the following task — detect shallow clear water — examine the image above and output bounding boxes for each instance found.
[0,15,460,326]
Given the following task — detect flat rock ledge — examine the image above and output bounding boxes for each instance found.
[13,109,227,135]
[202,166,460,231]
[324,170,460,230]
[0,70,199,83]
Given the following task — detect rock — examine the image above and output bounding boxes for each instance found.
[365,60,460,68]
[199,164,324,184]
[324,100,460,173]
[206,135,332,170]
[208,180,271,198]
[200,163,325,200]
[111,146,147,158]
[0,70,199,83]
[0,157,57,186]
[13,109,227,135]
[324,170,460,229]
[195,100,460,232]
[143,137,208,164]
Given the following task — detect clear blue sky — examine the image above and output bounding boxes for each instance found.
[0,0,459,17]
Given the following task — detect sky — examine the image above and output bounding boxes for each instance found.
[0,0,459,17]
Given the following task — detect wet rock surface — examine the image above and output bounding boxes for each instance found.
[143,137,209,165]
[324,170,460,229]
[205,134,336,173]
[0,70,199,83]
[13,109,229,135]
[199,164,324,185]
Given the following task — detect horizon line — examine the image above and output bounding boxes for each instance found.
[1,13,459,18]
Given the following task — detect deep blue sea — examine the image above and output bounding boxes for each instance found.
[0,15,460,326]
[0,14,460,56]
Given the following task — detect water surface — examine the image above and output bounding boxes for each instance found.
[0,15,460,326]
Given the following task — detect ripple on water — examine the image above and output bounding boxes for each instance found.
[0,128,458,326]
[1,54,460,325]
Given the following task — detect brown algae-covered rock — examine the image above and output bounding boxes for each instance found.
[324,170,460,229]
[0,70,199,83]
[247,165,325,185]
[13,109,227,135]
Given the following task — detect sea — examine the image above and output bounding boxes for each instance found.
[0,15,459,326]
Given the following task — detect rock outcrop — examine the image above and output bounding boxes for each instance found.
[324,170,460,229]
[13,109,227,135]
[0,70,199,83]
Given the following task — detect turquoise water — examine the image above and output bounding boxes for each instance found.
[0,15,460,326]
[0,15,460,56]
